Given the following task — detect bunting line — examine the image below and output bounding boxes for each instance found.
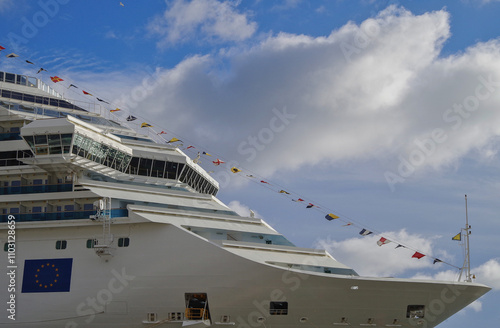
[0,44,462,270]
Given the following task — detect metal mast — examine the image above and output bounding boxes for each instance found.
[459,194,472,282]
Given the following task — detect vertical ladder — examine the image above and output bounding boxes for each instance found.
[93,197,114,259]
[102,197,113,246]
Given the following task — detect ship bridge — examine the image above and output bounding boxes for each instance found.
[0,69,218,196]
[18,116,219,196]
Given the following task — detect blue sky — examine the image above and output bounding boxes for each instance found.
[1,0,500,327]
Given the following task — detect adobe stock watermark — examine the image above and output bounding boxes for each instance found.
[6,215,16,321]
[7,0,71,51]
[209,106,296,190]
[64,267,135,328]
[113,66,165,111]
[340,1,409,63]
[234,261,312,328]
[384,74,500,192]
[408,283,470,328]
[237,106,297,163]
[340,18,381,63]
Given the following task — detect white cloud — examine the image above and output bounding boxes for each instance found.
[138,7,458,174]
[315,5,326,14]
[473,258,500,290]
[409,259,500,314]
[67,6,500,189]
[412,269,459,282]
[228,200,260,218]
[148,0,257,46]
[105,30,118,39]
[467,300,483,312]
[315,229,441,277]
[410,258,500,290]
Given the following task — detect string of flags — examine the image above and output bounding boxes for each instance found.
[218,161,459,268]
[0,44,462,270]
[0,44,199,148]
[1,47,117,105]
[0,45,156,135]
[0,44,202,148]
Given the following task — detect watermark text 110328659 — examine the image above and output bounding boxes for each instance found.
[6,214,17,321]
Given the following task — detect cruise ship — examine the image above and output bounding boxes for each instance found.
[0,70,490,328]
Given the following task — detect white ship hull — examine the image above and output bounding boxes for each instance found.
[1,219,489,327]
[0,70,490,327]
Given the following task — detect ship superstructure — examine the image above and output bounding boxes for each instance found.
[0,70,490,327]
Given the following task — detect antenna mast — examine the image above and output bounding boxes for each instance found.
[459,194,472,282]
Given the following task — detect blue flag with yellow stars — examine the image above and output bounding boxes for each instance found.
[22,258,73,293]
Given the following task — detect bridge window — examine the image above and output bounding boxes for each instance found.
[5,73,15,83]
[16,75,27,85]
[23,133,73,155]
[72,134,131,172]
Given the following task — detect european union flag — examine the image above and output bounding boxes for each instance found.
[22,258,73,293]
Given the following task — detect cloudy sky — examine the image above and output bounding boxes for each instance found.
[1,0,500,326]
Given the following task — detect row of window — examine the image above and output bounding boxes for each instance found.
[0,88,81,111]
[0,209,129,223]
[0,71,38,88]
[0,71,62,99]
[1,176,72,186]
[0,183,72,195]
[0,150,32,167]
[3,238,130,251]
[0,100,121,128]
[179,166,218,195]
[72,134,218,196]
[0,175,73,195]
[267,262,359,276]
[24,133,73,155]
[2,204,94,215]
[72,133,132,173]
[113,133,153,143]
[2,116,217,196]
[128,156,183,180]
[0,127,22,141]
